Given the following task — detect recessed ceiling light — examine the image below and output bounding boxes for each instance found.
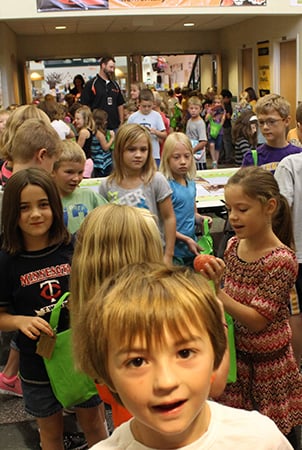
[55,26,67,30]
[184,23,195,27]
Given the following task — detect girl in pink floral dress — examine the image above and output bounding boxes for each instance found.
[202,166,302,449]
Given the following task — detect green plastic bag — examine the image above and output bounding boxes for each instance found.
[198,221,237,384]
[197,218,214,255]
[42,292,98,408]
[209,116,223,139]
[225,312,237,383]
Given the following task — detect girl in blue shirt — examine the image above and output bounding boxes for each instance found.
[160,132,212,267]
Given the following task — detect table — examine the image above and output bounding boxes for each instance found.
[195,167,238,212]
[80,167,239,212]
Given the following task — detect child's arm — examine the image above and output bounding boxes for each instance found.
[192,140,207,154]
[0,307,54,340]
[200,258,269,333]
[195,209,213,228]
[158,196,176,266]
[77,128,90,149]
[96,130,115,151]
[149,128,167,140]
[66,128,75,139]
[176,231,202,256]
[118,104,124,126]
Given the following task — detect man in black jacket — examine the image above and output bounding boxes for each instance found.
[80,56,125,131]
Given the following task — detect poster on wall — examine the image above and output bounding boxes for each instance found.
[109,0,267,8]
[37,0,266,11]
[37,0,108,11]
[257,40,270,97]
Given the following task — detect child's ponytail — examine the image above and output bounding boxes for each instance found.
[273,193,295,250]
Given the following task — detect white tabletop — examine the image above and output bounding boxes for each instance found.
[80,167,239,211]
[195,167,238,210]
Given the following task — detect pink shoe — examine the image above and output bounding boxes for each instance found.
[0,372,23,397]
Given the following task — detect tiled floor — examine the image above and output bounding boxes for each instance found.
[0,393,84,449]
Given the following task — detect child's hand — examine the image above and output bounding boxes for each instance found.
[109,130,115,139]
[149,127,157,136]
[186,237,203,256]
[18,316,54,340]
[195,256,225,292]
[195,214,213,228]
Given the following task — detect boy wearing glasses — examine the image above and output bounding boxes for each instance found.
[242,93,301,173]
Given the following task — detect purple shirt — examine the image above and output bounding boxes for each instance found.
[242,143,302,173]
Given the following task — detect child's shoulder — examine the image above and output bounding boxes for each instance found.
[208,401,291,449]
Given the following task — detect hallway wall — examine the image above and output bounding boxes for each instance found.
[221,15,302,106]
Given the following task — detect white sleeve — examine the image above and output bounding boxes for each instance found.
[274,159,294,207]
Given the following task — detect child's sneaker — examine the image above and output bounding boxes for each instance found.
[212,161,217,169]
[0,372,23,397]
[39,431,88,450]
[63,432,88,450]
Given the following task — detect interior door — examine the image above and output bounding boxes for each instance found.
[280,40,296,129]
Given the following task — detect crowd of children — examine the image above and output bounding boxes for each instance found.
[1,86,302,449]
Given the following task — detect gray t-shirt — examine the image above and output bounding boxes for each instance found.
[99,172,172,239]
[186,117,207,163]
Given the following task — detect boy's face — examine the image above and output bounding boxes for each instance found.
[188,104,202,119]
[108,325,215,448]
[257,108,290,147]
[139,100,153,116]
[52,161,84,197]
[131,85,140,100]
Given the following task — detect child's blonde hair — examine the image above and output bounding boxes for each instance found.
[75,105,95,130]
[70,204,163,320]
[73,262,226,399]
[188,96,202,108]
[160,132,196,180]
[213,94,223,104]
[53,140,86,171]
[108,123,156,185]
[255,93,290,119]
[0,105,50,160]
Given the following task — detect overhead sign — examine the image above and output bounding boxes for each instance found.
[37,0,109,11]
[37,0,266,11]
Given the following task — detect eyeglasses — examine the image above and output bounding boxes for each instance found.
[258,118,284,127]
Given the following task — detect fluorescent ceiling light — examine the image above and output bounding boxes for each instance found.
[184,23,195,27]
[55,26,67,30]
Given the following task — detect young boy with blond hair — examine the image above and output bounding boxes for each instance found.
[52,140,107,234]
[72,262,292,450]
[242,93,301,172]
[185,96,207,169]
[127,88,167,166]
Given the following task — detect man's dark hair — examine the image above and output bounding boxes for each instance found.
[221,89,232,99]
[100,56,115,66]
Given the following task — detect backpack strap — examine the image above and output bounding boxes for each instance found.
[251,149,258,166]
[49,292,70,330]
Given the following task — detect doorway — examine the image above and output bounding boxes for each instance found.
[280,39,297,128]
